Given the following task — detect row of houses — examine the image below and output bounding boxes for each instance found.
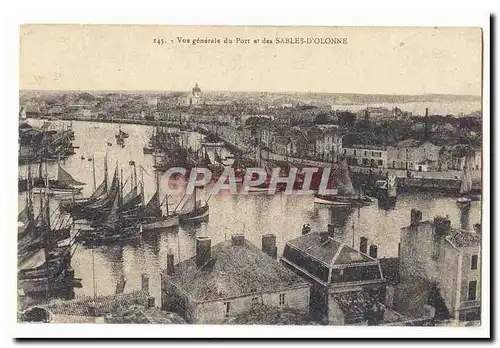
[209,119,481,174]
[159,212,481,325]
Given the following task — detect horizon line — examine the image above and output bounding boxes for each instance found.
[19,89,482,98]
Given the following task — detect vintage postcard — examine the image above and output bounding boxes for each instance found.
[16,24,487,336]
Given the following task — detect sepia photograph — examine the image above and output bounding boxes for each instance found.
[14,22,489,338]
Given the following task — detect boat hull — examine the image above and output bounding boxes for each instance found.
[32,187,83,196]
[141,215,179,231]
[313,194,374,207]
[179,205,209,223]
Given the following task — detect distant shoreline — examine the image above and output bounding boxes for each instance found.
[19,89,481,101]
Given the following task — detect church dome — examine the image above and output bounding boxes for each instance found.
[192,83,201,93]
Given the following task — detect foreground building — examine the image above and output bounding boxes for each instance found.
[280,230,387,325]
[161,235,310,324]
[399,209,481,322]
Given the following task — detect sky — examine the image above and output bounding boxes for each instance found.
[19,25,482,96]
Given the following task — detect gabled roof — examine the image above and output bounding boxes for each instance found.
[286,232,375,267]
[164,239,309,303]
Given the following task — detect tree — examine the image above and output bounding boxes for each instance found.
[337,111,357,128]
[314,113,330,124]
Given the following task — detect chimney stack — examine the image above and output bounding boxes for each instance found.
[166,253,175,276]
[141,273,150,293]
[474,223,482,234]
[262,234,277,260]
[327,224,336,238]
[433,216,451,237]
[425,108,429,117]
[196,236,211,268]
[410,209,422,226]
[231,234,245,246]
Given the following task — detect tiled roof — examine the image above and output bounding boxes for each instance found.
[164,239,309,303]
[286,232,375,267]
[104,305,185,324]
[331,291,379,317]
[447,230,481,248]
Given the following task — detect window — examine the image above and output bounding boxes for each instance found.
[224,301,231,319]
[354,150,357,156]
[471,255,478,270]
[372,151,375,157]
[364,151,367,156]
[468,281,477,301]
[360,237,368,254]
[392,161,396,168]
[377,160,383,166]
[279,293,286,306]
[344,149,347,154]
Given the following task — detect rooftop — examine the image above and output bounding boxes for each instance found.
[342,133,387,149]
[285,232,375,267]
[447,229,481,248]
[331,290,380,317]
[164,239,309,303]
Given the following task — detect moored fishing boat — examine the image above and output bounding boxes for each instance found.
[456,157,480,209]
[313,159,375,207]
[18,166,78,296]
[139,162,179,232]
[31,162,85,196]
[178,186,209,224]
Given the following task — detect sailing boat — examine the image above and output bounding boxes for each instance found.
[18,164,77,295]
[59,154,108,215]
[32,161,85,196]
[314,159,374,207]
[76,168,140,245]
[178,182,209,224]
[115,125,129,139]
[140,162,179,231]
[456,157,480,208]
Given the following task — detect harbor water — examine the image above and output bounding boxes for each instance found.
[18,119,482,305]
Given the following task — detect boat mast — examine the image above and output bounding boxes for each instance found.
[104,153,109,193]
[92,154,97,191]
[43,161,51,298]
[155,166,161,213]
[133,163,138,195]
[140,164,145,206]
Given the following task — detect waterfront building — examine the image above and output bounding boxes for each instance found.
[315,129,342,162]
[386,139,441,171]
[399,210,481,322]
[280,230,387,325]
[161,235,310,324]
[341,133,388,168]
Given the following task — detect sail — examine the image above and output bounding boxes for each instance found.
[19,248,46,271]
[119,186,142,212]
[18,207,32,237]
[143,191,162,217]
[459,166,472,195]
[103,193,121,231]
[86,168,118,210]
[178,194,196,214]
[88,178,107,200]
[58,164,85,186]
[337,160,355,197]
[214,150,222,164]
